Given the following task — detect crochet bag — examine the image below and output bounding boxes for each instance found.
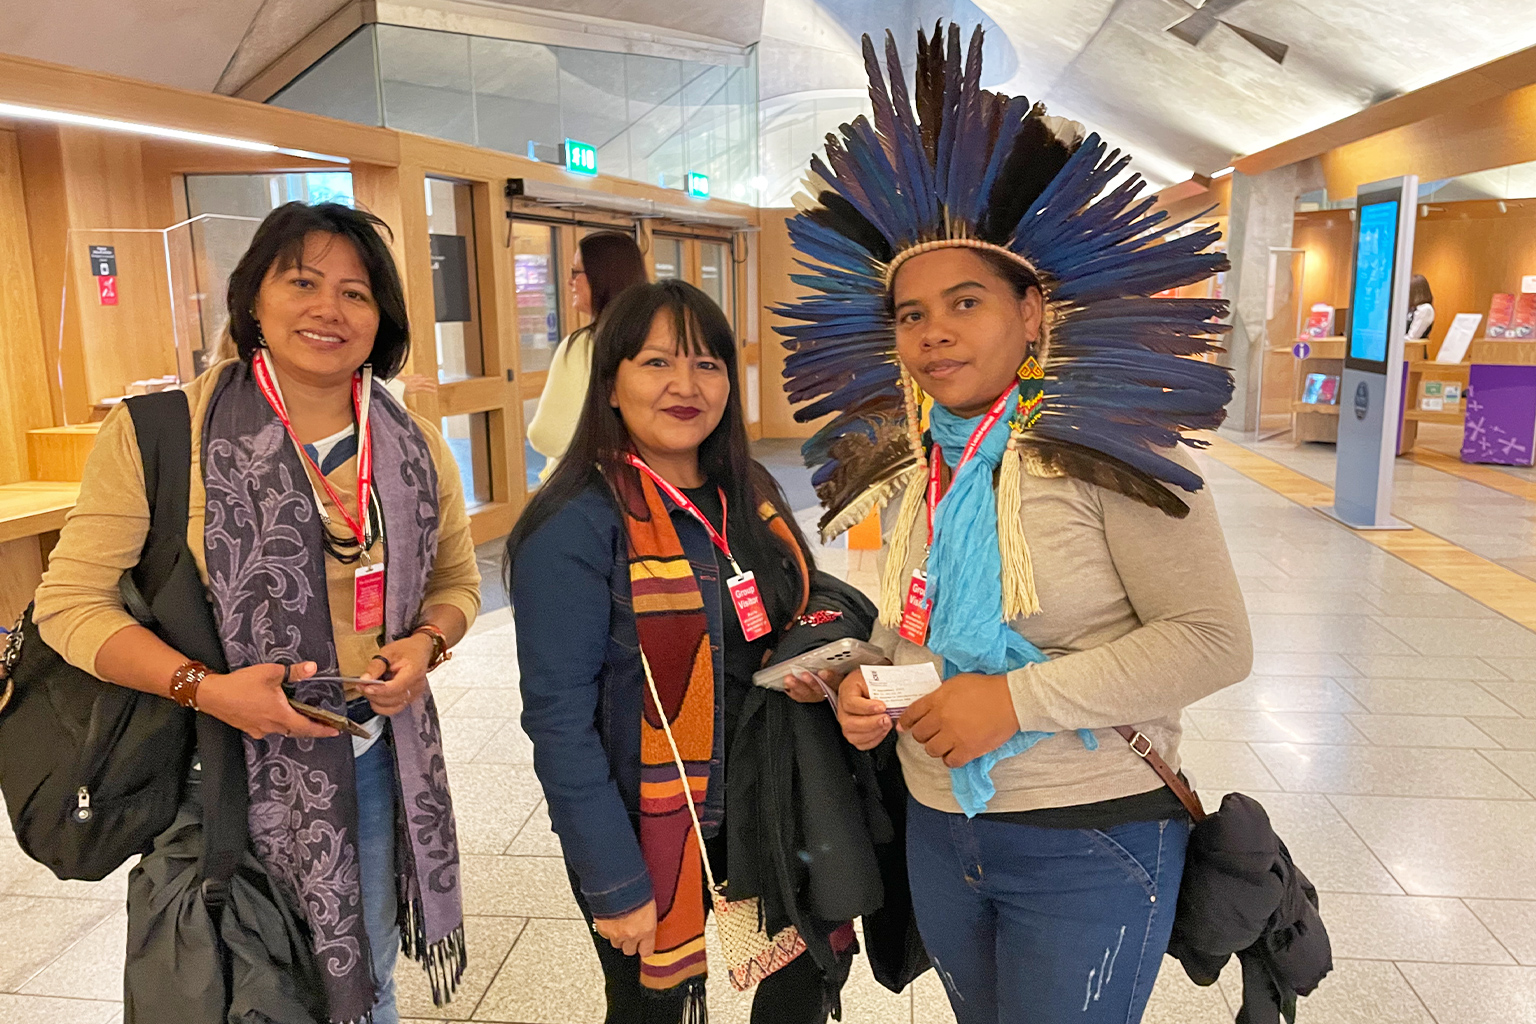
[641,652,807,990]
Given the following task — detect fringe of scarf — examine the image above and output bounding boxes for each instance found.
[400,891,467,1007]
[879,366,931,626]
[880,369,1042,626]
[997,431,1041,619]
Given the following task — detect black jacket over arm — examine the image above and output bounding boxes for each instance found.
[724,573,928,1000]
[1168,792,1333,1024]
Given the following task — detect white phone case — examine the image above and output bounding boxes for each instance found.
[752,638,889,691]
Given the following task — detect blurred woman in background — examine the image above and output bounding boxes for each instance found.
[527,230,648,482]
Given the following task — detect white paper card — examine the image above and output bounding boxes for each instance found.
[863,662,942,715]
[1523,275,1536,294]
[1436,313,1481,364]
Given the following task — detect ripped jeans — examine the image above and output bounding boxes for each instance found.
[906,797,1189,1024]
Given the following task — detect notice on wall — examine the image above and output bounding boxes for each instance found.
[98,275,118,306]
[429,234,472,323]
[89,245,117,277]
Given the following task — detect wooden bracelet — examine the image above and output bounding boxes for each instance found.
[169,660,210,710]
[411,624,452,671]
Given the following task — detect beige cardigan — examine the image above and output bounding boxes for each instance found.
[873,446,1252,815]
[34,360,481,688]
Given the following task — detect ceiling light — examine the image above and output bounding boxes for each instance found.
[0,101,348,164]
[1211,166,1235,178]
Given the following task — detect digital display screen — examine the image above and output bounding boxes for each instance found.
[1348,199,1400,364]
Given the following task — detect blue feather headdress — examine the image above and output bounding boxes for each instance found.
[776,22,1234,561]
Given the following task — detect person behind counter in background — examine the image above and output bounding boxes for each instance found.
[1408,273,1435,340]
[527,230,649,482]
[33,201,481,1024]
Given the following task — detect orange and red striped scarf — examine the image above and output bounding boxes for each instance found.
[621,470,808,998]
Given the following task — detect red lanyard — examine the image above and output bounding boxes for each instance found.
[924,388,1013,547]
[252,348,374,550]
[625,455,741,574]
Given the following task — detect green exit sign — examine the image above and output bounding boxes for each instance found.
[685,172,710,199]
[564,139,597,176]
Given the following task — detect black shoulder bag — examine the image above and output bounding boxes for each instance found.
[0,390,233,881]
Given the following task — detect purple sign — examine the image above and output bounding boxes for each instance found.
[1462,365,1536,466]
[1293,341,1311,359]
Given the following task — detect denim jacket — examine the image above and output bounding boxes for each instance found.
[512,482,729,919]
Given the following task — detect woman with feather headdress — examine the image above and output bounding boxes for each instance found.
[775,23,1253,1023]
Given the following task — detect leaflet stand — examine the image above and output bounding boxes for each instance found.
[1317,175,1417,530]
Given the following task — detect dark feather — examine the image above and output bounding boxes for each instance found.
[806,191,894,263]
[915,20,947,167]
[1022,439,1191,517]
[981,109,1074,243]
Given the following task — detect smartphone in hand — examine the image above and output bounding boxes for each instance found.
[285,696,372,739]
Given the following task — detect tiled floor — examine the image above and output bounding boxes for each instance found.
[9,431,1536,1022]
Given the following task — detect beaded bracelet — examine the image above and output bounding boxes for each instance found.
[411,623,453,671]
[169,660,210,710]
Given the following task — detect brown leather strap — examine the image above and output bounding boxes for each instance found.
[1114,725,1208,823]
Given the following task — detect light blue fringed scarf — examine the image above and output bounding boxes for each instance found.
[925,387,1096,816]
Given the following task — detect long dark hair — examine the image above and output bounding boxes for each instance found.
[580,230,648,321]
[507,280,814,624]
[227,202,410,378]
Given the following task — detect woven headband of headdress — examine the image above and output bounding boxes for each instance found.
[775,22,1237,553]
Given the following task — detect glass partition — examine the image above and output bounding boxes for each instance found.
[377,25,475,146]
[182,172,355,371]
[268,26,382,127]
[271,25,757,201]
[472,37,561,159]
[627,54,686,190]
[559,48,631,181]
[427,178,485,382]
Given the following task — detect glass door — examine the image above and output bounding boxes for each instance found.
[652,235,686,281]
[511,221,562,488]
[698,239,733,332]
[426,178,496,507]
[1260,247,1308,442]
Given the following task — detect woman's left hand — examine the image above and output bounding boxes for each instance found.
[358,633,435,716]
[783,668,839,703]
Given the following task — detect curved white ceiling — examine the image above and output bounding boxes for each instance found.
[4,0,1535,190]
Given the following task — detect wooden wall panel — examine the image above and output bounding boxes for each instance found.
[17,124,87,424]
[1320,84,1536,201]
[1292,211,1355,325]
[0,129,54,485]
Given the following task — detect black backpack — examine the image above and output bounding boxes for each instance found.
[0,390,231,881]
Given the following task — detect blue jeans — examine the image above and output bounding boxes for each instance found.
[906,797,1189,1024]
[356,736,400,1024]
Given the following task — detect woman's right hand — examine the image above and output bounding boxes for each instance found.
[836,668,893,750]
[196,662,341,741]
[594,899,657,958]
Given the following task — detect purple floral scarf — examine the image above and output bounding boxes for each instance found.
[201,360,465,1023]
